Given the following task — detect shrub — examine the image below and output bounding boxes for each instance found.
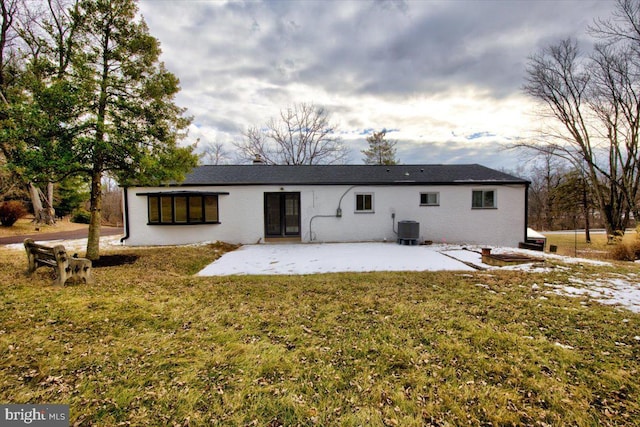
[0,200,28,227]
[609,240,640,261]
[607,230,625,245]
[71,208,91,224]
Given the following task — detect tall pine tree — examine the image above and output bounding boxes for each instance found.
[361,130,398,165]
[75,0,197,259]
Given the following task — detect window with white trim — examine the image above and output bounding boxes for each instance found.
[472,190,496,209]
[420,192,439,206]
[355,193,374,213]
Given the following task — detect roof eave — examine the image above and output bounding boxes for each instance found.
[169,180,529,187]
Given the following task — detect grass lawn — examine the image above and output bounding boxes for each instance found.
[544,230,638,259]
[0,243,639,426]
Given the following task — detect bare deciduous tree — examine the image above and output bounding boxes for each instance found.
[101,177,122,226]
[523,1,640,238]
[526,150,567,231]
[200,141,230,165]
[236,102,348,165]
[0,0,19,101]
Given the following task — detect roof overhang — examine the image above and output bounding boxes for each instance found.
[135,190,230,196]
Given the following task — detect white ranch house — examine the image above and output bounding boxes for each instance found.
[121,164,530,247]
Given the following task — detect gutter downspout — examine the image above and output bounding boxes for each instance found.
[524,182,529,243]
[120,186,130,244]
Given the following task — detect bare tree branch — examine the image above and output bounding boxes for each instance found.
[200,141,229,165]
[523,12,640,237]
[0,0,20,96]
[236,102,348,165]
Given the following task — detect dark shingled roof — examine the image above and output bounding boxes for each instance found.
[174,164,529,186]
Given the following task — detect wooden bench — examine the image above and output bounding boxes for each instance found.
[24,238,93,285]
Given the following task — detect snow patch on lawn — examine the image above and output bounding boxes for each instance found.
[2,236,122,253]
[197,242,640,313]
[545,273,640,313]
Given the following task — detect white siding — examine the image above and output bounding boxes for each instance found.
[124,184,527,247]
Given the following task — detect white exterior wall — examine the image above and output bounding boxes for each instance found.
[124,184,527,247]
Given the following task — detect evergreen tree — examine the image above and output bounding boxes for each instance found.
[56,175,89,217]
[0,0,28,205]
[361,130,398,165]
[73,0,197,259]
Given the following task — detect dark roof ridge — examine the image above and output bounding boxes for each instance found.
[170,163,529,186]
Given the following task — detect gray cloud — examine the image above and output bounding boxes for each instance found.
[139,0,617,168]
[397,139,527,173]
[143,0,612,97]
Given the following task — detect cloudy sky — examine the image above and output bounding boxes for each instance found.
[137,0,615,171]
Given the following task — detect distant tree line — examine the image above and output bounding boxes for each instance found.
[525,151,601,240]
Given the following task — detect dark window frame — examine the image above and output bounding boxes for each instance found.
[355,193,374,213]
[143,192,224,225]
[420,192,440,206]
[472,189,497,209]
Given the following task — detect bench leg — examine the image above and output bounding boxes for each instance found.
[54,265,68,286]
[68,259,93,284]
[76,262,93,284]
[26,254,36,276]
[24,250,37,277]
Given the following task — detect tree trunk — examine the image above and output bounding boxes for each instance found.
[43,182,56,225]
[27,182,56,225]
[86,14,110,261]
[47,182,54,213]
[603,201,627,243]
[584,211,591,243]
[28,182,43,223]
[582,181,590,244]
[86,168,102,260]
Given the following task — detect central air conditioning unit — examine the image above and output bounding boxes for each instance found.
[397,220,419,245]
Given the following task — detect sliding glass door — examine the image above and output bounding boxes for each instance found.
[264,192,300,238]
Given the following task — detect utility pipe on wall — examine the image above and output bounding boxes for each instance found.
[309,185,359,241]
[309,214,338,242]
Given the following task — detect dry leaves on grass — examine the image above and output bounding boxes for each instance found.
[0,246,639,426]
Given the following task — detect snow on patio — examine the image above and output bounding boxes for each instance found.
[196,242,561,276]
[197,242,479,275]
